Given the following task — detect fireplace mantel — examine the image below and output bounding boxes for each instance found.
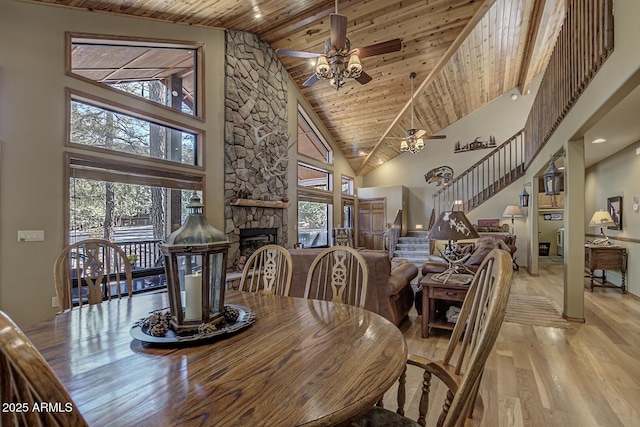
[230,199,289,209]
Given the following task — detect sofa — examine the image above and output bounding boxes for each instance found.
[288,248,418,326]
[422,235,514,276]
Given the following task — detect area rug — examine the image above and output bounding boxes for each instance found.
[504,294,574,329]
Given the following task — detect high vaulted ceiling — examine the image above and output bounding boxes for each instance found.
[27,0,566,176]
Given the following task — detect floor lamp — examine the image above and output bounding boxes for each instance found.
[502,205,523,234]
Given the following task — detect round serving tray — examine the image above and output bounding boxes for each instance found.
[130,304,256,345]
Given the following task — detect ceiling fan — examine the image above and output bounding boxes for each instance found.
[387,72,446,153]
[275,0,402,91]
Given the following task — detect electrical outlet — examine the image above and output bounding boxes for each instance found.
[17,230,45,242]
[52,296,59,308]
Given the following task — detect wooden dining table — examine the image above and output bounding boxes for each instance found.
[25,290,407,426]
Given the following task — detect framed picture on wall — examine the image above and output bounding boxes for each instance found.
[607,196,622,230]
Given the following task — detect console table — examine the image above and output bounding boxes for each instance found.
[585,244,627,293]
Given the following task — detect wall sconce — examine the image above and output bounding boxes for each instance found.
[519,185,530,207]
[543,159,562,196]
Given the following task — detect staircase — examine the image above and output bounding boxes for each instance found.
[392,230,430,273]
[432,130,526,216]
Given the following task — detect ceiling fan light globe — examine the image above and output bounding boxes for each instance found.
[400,140,409,152]
[347,55,362,76]
[316,56,330,76]
[415,138,424,150]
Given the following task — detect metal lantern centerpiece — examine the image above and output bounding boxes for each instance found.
[159,193,230,335]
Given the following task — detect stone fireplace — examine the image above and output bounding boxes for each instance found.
[224,30,290,269]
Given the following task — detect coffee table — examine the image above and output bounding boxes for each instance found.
[420,273,473,338]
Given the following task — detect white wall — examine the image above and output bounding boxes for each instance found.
[363,76,541,231]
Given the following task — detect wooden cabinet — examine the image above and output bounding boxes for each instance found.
[585,244,627,293]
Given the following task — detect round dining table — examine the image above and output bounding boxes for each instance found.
[25,290,407,426]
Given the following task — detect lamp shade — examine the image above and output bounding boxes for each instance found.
[428,211,480,241]
[589,210,615,227]
[502,205,523,218]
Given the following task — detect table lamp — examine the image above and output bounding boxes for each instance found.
[589,210,615,245]
[502,205,523,234]
[428,210,480,283]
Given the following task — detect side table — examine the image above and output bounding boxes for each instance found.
[584,244,627,293]
[420,273,473,338]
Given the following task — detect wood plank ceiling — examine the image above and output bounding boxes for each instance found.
[26,0,565,176]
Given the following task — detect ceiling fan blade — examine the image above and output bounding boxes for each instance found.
[330,13,348,50]
[275,48,319,58]
[415,129,427,139]
[355,38,402,58]
[384,137,408,141]
[423,135,447,140]
[355,71,372,85]
[302,74,319,87]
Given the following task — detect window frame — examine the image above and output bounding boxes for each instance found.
[66,88,205,170]
[66,32,205,121]
[297,105,333,165]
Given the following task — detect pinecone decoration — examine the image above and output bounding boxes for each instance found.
[224,306,240,323]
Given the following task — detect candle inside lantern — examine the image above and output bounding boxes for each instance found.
[184,272,202,321]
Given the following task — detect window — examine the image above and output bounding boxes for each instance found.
[342,199,355,229]
[297,198,332,248]
[69,92,200,167]
[298,163,332,190]
[67,154,203,293]
[297,164,333,248]
[297,105,332,164]
[341,175,354,195]
[67,33,202,118]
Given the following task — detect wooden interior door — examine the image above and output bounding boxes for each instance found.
[358,198,386,250]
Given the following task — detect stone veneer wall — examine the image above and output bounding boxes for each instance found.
[224,30,289,268]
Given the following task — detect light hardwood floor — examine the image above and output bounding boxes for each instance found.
[393,257,640,426]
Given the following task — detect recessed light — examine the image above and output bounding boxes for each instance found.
[510,94,518,100]
[592,138,607,144]
[254,13,262,19]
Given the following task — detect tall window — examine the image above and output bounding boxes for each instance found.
[67,33,202,118]
[297,106,332,164]
[297,163,332,248]
[65,34,206,296]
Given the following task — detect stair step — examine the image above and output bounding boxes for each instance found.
[405,230,430,238]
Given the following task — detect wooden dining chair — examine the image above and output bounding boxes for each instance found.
[238,244,293,296]
[332,227,355,247]
[351,249,513,427]
[0,310,89,427]
[304,246,369,308]
[54,239,133,312]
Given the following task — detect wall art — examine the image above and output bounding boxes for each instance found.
[454,136,496,153]
[607,196,622,230]
[424,166,454,186]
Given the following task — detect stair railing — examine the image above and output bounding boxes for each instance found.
[387,209,402,259]
[433,130,525,216]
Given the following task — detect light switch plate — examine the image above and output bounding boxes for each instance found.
[17,230,45,242]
